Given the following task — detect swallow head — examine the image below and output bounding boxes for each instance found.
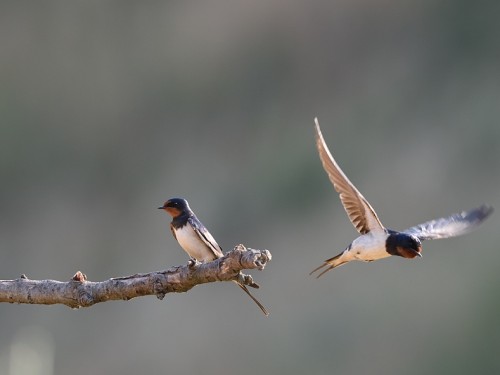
[386,232,422,259]
[158,197,190,218]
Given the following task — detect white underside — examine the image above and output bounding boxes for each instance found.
[175,225,216,262]
[349,231,391,262]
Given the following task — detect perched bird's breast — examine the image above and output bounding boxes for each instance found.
[350,231,391,261]
[174,224,217,262]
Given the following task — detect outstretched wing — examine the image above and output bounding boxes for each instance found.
[314,118,385,234]
[188,216,224,259]
[404,205,493,241]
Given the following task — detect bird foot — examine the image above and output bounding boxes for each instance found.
[236,273,260,289]
[187,258,201,269]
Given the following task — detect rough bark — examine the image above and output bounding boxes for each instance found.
[0,245,271,308]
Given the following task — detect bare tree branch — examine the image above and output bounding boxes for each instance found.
[0,245,271,308]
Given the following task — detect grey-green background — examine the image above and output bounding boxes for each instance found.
[1,1,499,374]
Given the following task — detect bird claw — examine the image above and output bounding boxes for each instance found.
[237,273,260,289]
[187,258,200,269]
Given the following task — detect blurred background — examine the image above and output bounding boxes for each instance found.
[0,1,499,374]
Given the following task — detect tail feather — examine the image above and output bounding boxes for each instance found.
[233,280,269,316]
[310,251,348,278]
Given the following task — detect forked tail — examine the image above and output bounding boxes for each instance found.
[232,280,269,316]
[310,252,348,278]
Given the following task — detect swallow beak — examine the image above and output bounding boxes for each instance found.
[158,206,165,210]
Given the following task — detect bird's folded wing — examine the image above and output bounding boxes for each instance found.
[403,205,493,241]
[188,217,225,259]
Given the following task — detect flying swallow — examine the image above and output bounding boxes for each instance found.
[159,198,269,316]
[311,118,493,277]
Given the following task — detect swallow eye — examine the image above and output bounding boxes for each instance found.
[166,201,178,208]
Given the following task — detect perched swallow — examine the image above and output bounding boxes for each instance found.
[159,198,269,316]
[311,118,493,277]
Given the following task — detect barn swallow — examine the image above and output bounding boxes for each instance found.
[159,198,269,316]
[311,118,493,277]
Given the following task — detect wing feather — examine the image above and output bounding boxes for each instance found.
[314,118,385,234]
[404,205,493,241]
[187,216,224,259]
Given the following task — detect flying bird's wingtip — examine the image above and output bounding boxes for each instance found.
[314,117,321,130]
[481,204,494,215]
[471,204,494,222]
[313,117,323,141]
[479,204,494,223]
